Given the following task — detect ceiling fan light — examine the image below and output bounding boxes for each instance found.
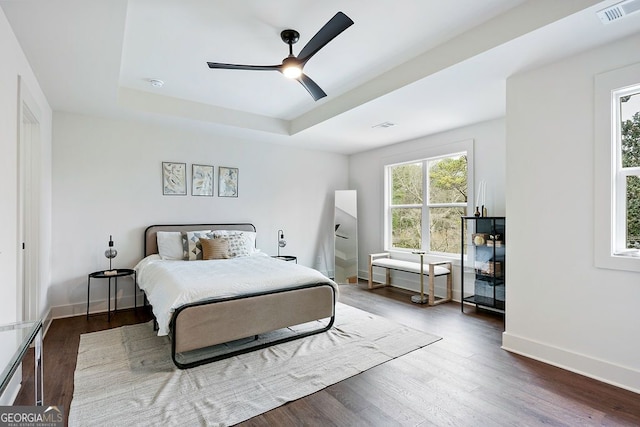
[282,57,302,79]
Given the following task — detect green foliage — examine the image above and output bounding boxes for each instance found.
[391,163,422,205]
[627,176,640,248]
[392,208,421,249]
[390,155,467,253]
[391,164,422,248]
[622,111,640,168]
[623,111,640,247]
[429,207,466,253]
[429,156,468,203]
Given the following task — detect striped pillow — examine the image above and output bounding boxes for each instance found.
[200,237,230,260]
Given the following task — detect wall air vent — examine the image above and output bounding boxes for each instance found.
[597,0,640,24]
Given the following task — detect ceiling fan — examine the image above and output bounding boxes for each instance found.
[206,11,354,101]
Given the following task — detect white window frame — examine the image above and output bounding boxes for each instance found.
[386,161,423,252]
[383,139,474,258]
[614,87,640,251]
[594,62,640,271]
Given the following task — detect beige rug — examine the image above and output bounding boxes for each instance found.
[68,303,440,426]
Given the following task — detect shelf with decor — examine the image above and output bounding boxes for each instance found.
[460,216,505,313]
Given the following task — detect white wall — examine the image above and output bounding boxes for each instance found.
[350,117,506,297]
[503,33,640,393]
[50,112,348,317]
[0,3,52,324]
[0,8,52,404]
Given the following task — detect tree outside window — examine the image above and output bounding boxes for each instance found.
[388,154,468,255]
[620,91,640,248]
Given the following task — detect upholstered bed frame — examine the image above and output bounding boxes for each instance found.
[143,224,336,369]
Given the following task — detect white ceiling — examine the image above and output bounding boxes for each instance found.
[2,0,640,154]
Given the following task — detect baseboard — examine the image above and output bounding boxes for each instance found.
[502,332,640,394]
[50,293,144,319]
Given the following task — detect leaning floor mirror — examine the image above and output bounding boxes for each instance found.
[334,190,358,284]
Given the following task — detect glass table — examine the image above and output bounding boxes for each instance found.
[0,320,43,405]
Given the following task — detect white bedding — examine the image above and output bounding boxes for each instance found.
[134,253,338,336]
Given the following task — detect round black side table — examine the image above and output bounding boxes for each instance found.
[272,255,297,263]
[87,268,136,321]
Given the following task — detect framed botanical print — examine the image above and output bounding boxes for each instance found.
[162,162,187,195]
[192,164,214,196]
[218,166,239,197]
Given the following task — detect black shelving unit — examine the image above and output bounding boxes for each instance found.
[460,216,505,313]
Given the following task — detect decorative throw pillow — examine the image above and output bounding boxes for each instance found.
[200,237,230,260]
[211,230,256,256]
[181,230,212,260]
[156,231,184,260]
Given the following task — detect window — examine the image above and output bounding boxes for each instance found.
[616,89,640,251]
[594,62,640,271]
[386,152,468,256]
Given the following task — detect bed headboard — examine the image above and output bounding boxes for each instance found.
[144,223,256,257]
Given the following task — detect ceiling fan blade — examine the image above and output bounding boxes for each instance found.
[297,11,354,65]
[297,74,327,101]
[207,62,281,71]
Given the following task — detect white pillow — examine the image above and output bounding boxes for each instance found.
[211,230,257,256]
[156,232,184,260]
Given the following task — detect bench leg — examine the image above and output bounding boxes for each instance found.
[368,264,388,290]
[428,264,435,306]
[428,262,453,306]
[368,257,385,289]
[369,254,395,290]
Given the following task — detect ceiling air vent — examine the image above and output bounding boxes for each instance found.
[597,0,640,24]
[372,121,397,129]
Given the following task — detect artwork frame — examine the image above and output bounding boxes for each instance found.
[192,164,214,196]
[218,166,239,198]
[162,162,187,196]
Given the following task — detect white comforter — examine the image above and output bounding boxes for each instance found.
[134,253,337,336]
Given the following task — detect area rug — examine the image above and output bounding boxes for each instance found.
[68,303,440,426]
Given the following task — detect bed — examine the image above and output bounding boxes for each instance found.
[136,223,337,369]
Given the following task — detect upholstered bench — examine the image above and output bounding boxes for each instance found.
[368,252,452,306]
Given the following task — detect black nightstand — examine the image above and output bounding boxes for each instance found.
[272,255,297,263]
[87,268,136,321]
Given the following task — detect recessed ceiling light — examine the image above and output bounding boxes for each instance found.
[149,79,164,88]
[372,121,397,129]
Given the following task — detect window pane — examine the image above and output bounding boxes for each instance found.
[621,91,640,168]
[392,208,421,249]
[627,175,640,248]
[391,163,423,205]
[428,155,468,203]
[430,207,466,253]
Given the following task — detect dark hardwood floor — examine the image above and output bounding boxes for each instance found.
[15,282,640,426]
